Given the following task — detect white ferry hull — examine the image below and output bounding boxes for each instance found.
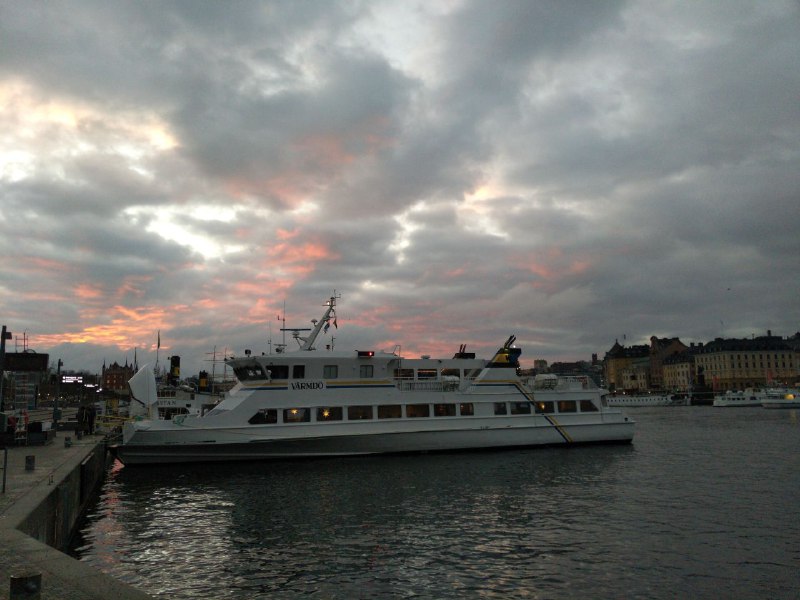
[113,418,634,465]
[112,297,636,466]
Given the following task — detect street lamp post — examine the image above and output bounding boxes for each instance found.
[0,325,12,412]
[53,359,63,433]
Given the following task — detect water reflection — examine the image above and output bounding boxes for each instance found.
[75,409,800,598]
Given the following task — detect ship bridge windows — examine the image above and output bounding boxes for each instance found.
[323,365,339,379]
[265,365,289,380]
[234,365,268,381]
[317,407,343,421]
[347,405,373,420]
[248,409,278,424]
[417,369,437,380]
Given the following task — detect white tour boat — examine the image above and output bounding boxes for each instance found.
[111,295,635,465]
[606,394,675,407]
[761,387,800,409]
[712,389,765,407]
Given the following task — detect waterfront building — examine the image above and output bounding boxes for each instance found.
[603,341,649,393]
[648,336,688,390]
[694,333,798,391]
[102,359,137,394]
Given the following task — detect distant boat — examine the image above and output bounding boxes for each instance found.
[761,388,800,409]
[110,294,635,465]
[606,394,675,407]
[712,389,765,407]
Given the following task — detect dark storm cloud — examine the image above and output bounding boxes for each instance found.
[0,0,798,376]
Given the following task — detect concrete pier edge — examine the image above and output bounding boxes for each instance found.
[0,436,153,600]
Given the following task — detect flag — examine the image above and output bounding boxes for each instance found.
[157,330,161,349]
[333,317,338,329]
[324,321,330,333]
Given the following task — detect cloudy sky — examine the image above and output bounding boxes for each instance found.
[1,0,798,378]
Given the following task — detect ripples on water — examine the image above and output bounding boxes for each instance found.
[73,407,800,598]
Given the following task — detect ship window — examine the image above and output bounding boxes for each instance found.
[510,402,531,415]
[579,400,598,412]
[494,402,508,415]
[266,365,289,380]
[248,409,277,424]
[378,405,402,419]
[394,368,414,380]
[284,408,310,423]
[317,406,343,421]
[441,368,461,378]
[323,365,339,379]
[360,364,374,378]
[406,404,430,418]
[558,401,577,413]
[434,403,456,417]
[417,369,437,380]
[293,365,305,379]
[234,365,267,381]
[459,403,474,416]
[535,401,554,414]
[347,405,373,420]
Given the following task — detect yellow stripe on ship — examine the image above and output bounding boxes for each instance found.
[511,381,573,443]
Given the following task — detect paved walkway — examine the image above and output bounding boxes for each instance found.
[0,434,152,599]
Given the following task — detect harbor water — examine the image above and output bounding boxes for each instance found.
[72,407,800,599]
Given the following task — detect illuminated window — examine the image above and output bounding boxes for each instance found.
[535,401,555,414]
[347,405,373,420]
[378,405,402,419]
[406,404,430,418]
[317,407,343,421]
[283,408,310,423]
[434,403,456,416]
[558,401,577,413]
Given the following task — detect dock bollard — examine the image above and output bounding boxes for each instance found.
[10,571,41,599]
[64,437,72,448]
[24,456,35,471]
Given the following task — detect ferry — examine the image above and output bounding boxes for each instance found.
[606,394,676,407]
[712,389,765,407]
[111,295,635,465]
[761,387,800,409]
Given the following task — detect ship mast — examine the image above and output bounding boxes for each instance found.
[296,293,339,351]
